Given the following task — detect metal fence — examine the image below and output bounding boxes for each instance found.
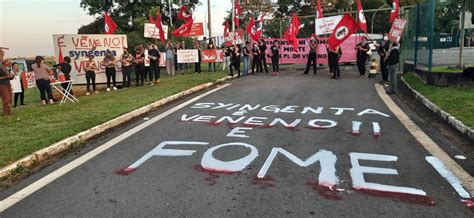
[401,0,474,72]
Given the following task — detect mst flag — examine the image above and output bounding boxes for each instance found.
[104,12,117,34]
[178,5,193,22]
[247,14,265,41]
[357,0,367,33]
[172,20,193,37]
[284,14,300,52]
[390,0,400,23]
[327,14,360,50]
[148,15,156,24]
[316,0,323,19]
[234,0,242,27]
[155,10,166,41]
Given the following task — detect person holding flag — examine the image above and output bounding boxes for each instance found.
[386,41,400,94]
[303,39,318,75]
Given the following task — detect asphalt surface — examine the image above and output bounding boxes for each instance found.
[1,68,473,217]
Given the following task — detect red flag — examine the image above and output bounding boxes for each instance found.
[224,20,229,38]
[178,5,193,22]
[390,0,399,23]
[284,14,300,52]
[357,0,367,33]
[316,0,323,19]
[172,19,194,37]
[58,48,64,64]
[247,14,265,41]
[155,11,166,42]
[234,0,242,27]
[104,12,117,34]
[148,15,156,24]
[328,14,360,50]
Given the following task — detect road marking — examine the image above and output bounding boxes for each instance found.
[374,84,474,196]
[0,84,231,213]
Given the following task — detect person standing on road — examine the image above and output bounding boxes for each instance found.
[258,39,269,73]
[270,40,281,76]
[11,62,25,107]
[386,41,400,95]
[251,43,260,74]
[207,39,217,72]
[355,36,370,78]
[303,39,318,75]
[194,41,202,74]
[134,45,146,85]
[32,56,54,105]
[328,46,342,79]
[148,44,161,83]
[229,44,241,77]
[103,51,117,91]
[376,35,390,85]
[223,46,231,71]
[0,50,14,115]
[242,41,251,76]
[120,48,133,88]
[84,55,98,95]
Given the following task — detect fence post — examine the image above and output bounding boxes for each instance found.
[458,0,466,68]
[414,4,420,68]
[428,0,435,72]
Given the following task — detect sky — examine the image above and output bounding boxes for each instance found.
[0,0,231,58]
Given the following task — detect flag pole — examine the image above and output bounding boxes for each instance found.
[231,0,235,32]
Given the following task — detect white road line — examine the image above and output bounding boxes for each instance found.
[425,156,471,199]
[374,84,474,195]
[0,84,231,213]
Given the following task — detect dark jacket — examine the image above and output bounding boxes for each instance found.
[386,48,400,66]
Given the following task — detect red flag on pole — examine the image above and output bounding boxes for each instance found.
[316,0,323,19]
[224,20,230,38]
[148,15,156,24]
[234,0,242,27]
[172,19,194,37]
[389,0,400,23]
[247,14,265,41]
[327,14,360,50]
[357,0,367,33]
[178,5,193,22]
[155,10,166,42]
[104,12,117,34]
[284,14,300,52]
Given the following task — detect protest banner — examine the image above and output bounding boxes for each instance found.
[202,49,217,63]
[177,49,199,63]
[315,15,343,35]
[188,23,205,37]
[159,52,166,67]
[144,23,169,39]
[263,35,360,64]
[53,34,128,84]
[10,75,22,93]
[22,72,36,88]
[388,18,407,43]
[225,30,245,46]
[215,49,224,62]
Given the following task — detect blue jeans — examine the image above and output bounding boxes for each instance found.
[243,56,249,75]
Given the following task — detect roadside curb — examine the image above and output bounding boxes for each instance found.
[401,76,474,141]
[0,76,232,178]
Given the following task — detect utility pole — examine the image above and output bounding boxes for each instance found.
[231,0,235,32]
[208,0,212,39]
[168,0,172,26]
[458,0,466,68]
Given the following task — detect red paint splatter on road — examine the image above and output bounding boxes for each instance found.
[252,176,275,189]
[354,187,436,206]
[306,181,343,201]
[206,121,222,126]
[194,165,237,186]
[373,132,382,139]
[461,199,474,213]
[114,167,136,176]
[351,131,361,137]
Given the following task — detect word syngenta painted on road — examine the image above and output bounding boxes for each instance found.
[116,102,472,208]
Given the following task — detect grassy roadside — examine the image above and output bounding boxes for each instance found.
[403,72,474,128]
[431,67,463,73]
[0,71,228,168]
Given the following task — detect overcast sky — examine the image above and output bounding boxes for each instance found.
[0,0,231,58]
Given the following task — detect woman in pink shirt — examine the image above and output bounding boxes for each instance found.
[31,56,54,105]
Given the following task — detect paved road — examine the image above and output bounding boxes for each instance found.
[1,69,473,217]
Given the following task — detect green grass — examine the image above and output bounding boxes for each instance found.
[431,67,463,73]
[403,72,474,128]
[0,71,228,168]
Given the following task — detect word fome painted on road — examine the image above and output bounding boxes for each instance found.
[116,102,471,208]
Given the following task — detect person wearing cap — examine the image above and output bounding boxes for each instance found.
[31,56,54,105]
[0,49,15,115]
[84,55,98,95]
[120,47,133,88]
